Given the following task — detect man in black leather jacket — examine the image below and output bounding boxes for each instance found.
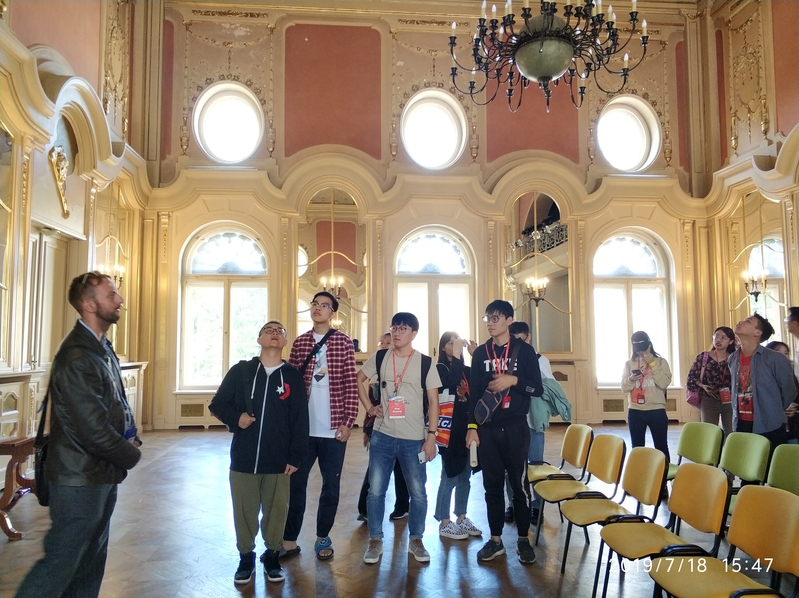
[15,272,142,598]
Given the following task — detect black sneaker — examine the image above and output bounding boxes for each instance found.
[262,549,285,583]
[517,539,537,565]
[530,507,540,524]
[234,551,255,585]
[504,506,515,522]
[389,510,409,520]
[477,539,506,561]
[357,512,368,522]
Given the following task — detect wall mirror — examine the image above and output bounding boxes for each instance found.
[506,192,571,353]
[297,188,368,351]
[726,190,786,341]
[0,123,12,369]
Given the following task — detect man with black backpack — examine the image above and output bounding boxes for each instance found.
[281,291,359,561]
[357,312,441,564]
[466,300,543,565]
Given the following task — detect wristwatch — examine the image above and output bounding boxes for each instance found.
[427,430,438,436]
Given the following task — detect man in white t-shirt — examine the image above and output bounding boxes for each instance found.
[356,312,441,564]
[282,292,358,561]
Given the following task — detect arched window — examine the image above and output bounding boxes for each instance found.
[592,234,673,385]
[747,237,785,341]
[395,229,473,358]
[181,230,269,388]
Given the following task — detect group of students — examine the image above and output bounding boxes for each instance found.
[209,293,565,584]
[622,309,799,484]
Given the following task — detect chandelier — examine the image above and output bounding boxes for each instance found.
[742,270,767,303]
[449,0,649,111]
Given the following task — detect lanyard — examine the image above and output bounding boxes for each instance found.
[739,355,752,392]
[392,349,415,391]
[488,341,511,375]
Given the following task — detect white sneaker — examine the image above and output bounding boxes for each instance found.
[457,517,483,536]
[438,520,468,540]
[363,538,383,564]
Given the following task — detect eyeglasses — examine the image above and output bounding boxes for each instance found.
[482,315,506,324]
[390,325,410,334]
[260,326,286,336]
[310,301,334,311]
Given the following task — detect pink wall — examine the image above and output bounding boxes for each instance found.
[161,19,174,159]
[315,221,357,274]
[715,30,728,165]
[771,0,799,136]
[10,0,102,91]
[284,25,382,159]
[486,82,579,163]
[675,41,690,173]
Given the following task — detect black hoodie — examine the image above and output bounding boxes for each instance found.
[209,358,309,474]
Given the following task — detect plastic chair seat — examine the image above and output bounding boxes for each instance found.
[600,522,689,560]
[649,556,773,598]
[666,462,679,480]
[535,479,591,503]
[527,463,564,482]
[560,498,630,527]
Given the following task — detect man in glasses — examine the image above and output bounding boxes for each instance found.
[466,300,543,565]
[356,312,441,564]
[209,321,309,585]
[281,291,358,561]
[15,272,142,598]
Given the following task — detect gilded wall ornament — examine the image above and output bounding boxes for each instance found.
[48,146,70,218]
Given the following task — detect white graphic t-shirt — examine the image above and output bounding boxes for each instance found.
[308,331,335,438]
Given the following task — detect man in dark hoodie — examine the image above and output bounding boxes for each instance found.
[209,320,309,585]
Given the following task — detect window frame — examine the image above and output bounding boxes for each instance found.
[596,95,661,173]
[400,89,468,170]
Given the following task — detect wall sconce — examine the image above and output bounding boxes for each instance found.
[320,276,343,298]
[100,265,125,289]
[523,277,548,306]
[743,270,767,302]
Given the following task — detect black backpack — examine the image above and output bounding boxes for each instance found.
[374,349,432,416]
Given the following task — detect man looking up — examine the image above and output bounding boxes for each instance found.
[357,312,441,564]
[282,291,359,560]
[15,272,142,598]
[467,300,543,565]
[730,314,797,447]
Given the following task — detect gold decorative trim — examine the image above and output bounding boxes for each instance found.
[191,9,269,18]
[398,19,470,27]
[48,146,71,218]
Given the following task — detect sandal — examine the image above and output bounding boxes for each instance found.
[276,544,301,559]
[315,536,334,560]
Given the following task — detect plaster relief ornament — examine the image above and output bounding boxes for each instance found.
[48,146,70,218]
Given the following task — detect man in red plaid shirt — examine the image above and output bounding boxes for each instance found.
[280,291,358,560]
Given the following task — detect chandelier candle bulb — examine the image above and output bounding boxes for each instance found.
[597,0,602,14]
[492,4,497,19]
[631,0,637,12]
[624,52,629,69]
[642,19,647,36]
[524,0,529,8]
[482,0,487,19]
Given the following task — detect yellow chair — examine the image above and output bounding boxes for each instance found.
[720,432,771,516]
[596,463,730,598]
[558,447,667,590]
[527,423,593,483]
[766,443,799,496]
[649,485,799,598]
[666,421,723,481]
[533,434,626,546]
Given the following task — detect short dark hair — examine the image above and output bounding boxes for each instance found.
[509,321,530,336]
[68,271,112,315]
[391,312,419,332]
[788,306,799,325]
[751,313,774,341]
[260,320,286,336]
[765,341,789,354]
[312,291,339,313]
[485,300,514,319]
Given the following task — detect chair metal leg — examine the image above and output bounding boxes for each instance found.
[561,521,573,574]
[534,502,545,546]
[583,526,590,544]
[652,582,663,598]
[591,540,606,598]
[601,547,615,598]
[558,502,564,522]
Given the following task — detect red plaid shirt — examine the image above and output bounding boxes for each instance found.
[288,329,359,429]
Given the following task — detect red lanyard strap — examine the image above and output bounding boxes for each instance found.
[488,341,511,375]
[392,349,415,391]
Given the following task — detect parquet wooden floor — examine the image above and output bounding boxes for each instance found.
[0,422,791,598]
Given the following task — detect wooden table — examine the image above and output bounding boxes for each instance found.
[0,436,36,540]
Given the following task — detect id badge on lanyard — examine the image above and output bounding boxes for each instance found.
[388,395,406,419]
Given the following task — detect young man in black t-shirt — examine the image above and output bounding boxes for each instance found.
[466,300,543,565]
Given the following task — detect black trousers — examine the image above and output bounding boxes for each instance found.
[478,419,531,538]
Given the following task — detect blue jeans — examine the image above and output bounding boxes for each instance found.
[434,466,472,521]
[366,430,427,540]
[15,484,117,598]
[505,427,546,508]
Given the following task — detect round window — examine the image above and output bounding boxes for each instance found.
[193,81,264,164]
[401,90,467,170]
[597,96,661,172]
